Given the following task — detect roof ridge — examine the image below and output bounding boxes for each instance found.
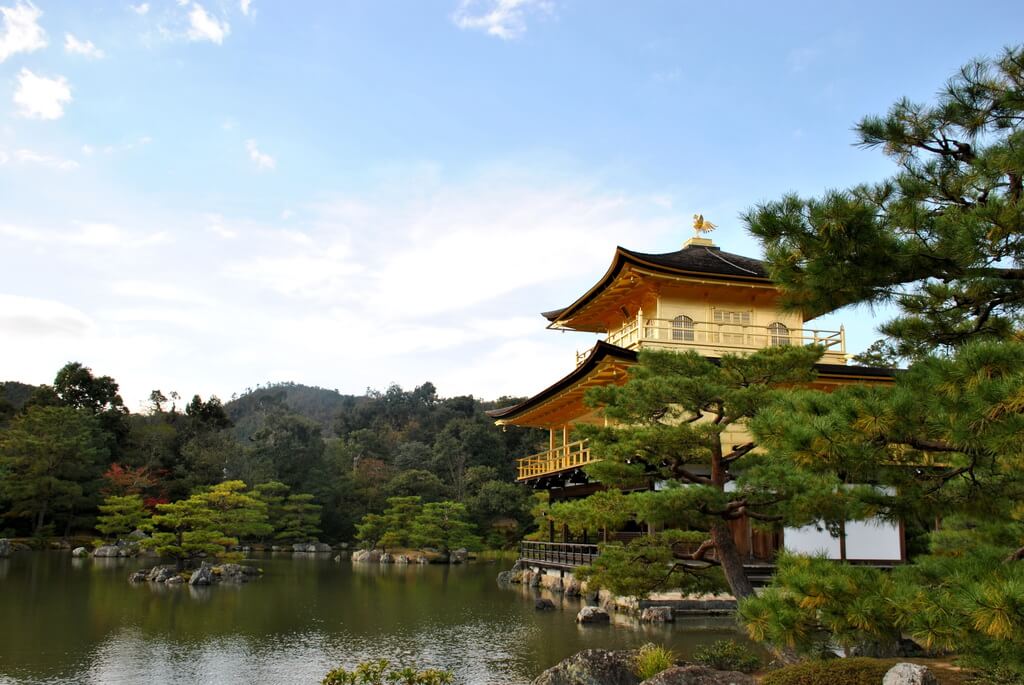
[703,246,760,275]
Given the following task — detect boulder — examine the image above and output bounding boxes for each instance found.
[380,552,394,564]
[394,554,410,564]
[189,563,214,586]
[127,529,149,540]
[640,607,675,623]
[150,566,176,583]
[639,665,754,685]
[0,539,10,557]
[576,606,610,624]
[532,649,640,685]
[214,563,260,583]
[530,571,543,588]
[165,575,186,585]
[128,571,148,583]
[535,598,556,611]
[71,546,89,558]
[883,663,939,685]
[351,549,381,563]
[450,548,468,564]
[497,570,514,584]
[564,578,582,597]
[334,555,342,562]
[93,545,120,558]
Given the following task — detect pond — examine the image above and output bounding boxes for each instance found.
[0,552,745,684]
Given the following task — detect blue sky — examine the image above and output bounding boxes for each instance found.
[1,0,1022,410]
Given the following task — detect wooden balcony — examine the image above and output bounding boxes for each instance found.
[516,439,599,482]
[577,317,845,366]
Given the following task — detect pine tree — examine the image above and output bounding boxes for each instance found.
[0,406,109,536]
[95,494,152,541]
[568,346,832,599]
[744,46,1024,361]
[736,46,1024,676]
[409,501,482,554]
[277,494,322,543]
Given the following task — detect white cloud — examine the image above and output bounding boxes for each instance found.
[186,2,229,44]
[452,0,553,40]
[0,294,94,338]
[64,33,104,58]
[239,0,252,17]
[245,139,275,170]
[0,220,167,247]
[12,148,78,170]
[130,3,149,15]
[0,1,46,63]
[13,68,71,120]
[206,214,238,239]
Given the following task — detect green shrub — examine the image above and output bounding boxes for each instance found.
[322,659,453,685]
[760,658,892,685]
[692,640,761,673]
[634,643,675,680]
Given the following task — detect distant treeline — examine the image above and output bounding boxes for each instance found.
[0,365,544,545]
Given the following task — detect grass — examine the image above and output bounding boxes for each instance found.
[634,643,675,680]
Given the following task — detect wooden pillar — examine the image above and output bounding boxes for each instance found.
[562,425,569,454]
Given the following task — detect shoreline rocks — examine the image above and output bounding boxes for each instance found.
[128,562,262,587]
[883,663,938,685]
[0,539,10,558]
[532,649,640,685]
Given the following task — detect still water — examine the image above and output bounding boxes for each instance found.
[0,552,744,685]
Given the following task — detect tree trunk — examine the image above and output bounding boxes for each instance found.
[710,519,755,599]
[34,502,48,537]
[709,441,755,599]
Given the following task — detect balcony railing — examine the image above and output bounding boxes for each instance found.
[577,317,845,366]
[516,439,598,481]
[520,540,599,568]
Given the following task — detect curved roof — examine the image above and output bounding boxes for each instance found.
[487,341,897,425]
[543,243,771,323]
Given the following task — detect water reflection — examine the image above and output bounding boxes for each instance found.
[0,552,748,685]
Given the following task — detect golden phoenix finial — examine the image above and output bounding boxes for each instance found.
[692,213,717,236]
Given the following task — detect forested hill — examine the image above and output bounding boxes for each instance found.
[0,381,38,410]
[225,382,360,440]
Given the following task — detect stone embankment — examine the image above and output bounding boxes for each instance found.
[128,562,261,586]
[499,560,733,621]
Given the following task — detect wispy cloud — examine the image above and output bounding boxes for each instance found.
[245,139,275,170]
[130,3,149,16]
[239,0,252,17]
[788,47,820,73]
[0,0,46,62]
[13,68,71,120]
[64,33,104,58]
[186,2,228,44]
[452,0,553,40]
[10,148,79,170]
[0,220,168,247]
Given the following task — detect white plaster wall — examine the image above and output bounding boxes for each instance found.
[844,518,902,561]
[783,524,842,558]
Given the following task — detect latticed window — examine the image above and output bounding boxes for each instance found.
[768,321,791,346]
[672,315,695,341]
[713,309,751,325]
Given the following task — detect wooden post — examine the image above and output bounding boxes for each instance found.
[549,520,555,543]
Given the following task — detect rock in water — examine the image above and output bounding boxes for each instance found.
[215,563,260,583]
[380,552,393,564]
[639,665,753,685]
[128,571,148,583]
[189,562,214,586]
[535,598,556,611]
[532,649,640,685]
[640,607,674,623]
[576,606,610,624]
[450,548,468,564]
[165,575,185,585]
[93,545,119,558]
[71,546,89,558]
[883,663,938,685]
[0,539,9,557]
